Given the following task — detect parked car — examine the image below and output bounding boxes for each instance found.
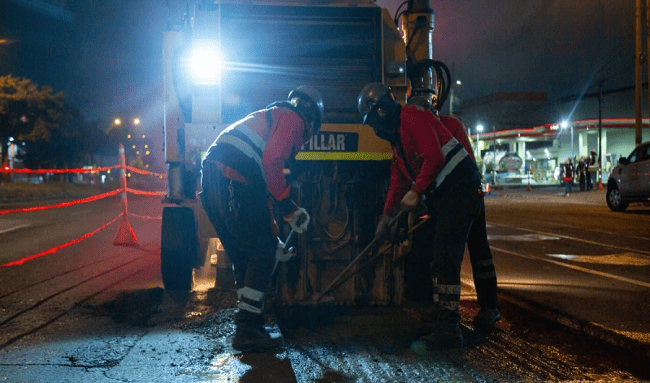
[606,141,650,211]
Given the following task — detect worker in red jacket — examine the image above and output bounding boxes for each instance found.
[200,86,324,353]
[438,114,500,328]
[405,97,500,329]
[358,83,483,349]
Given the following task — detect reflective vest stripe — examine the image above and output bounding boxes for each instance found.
[237,125,267,155]
[440,301,460,310]
[436,283,461,311]
[237,286,265,301]
[236,301,263,314]
[435,140,469,188]
[438,284,461,295]
[236,286,265,314]
[441,137,459,156]
[218,134,265,177]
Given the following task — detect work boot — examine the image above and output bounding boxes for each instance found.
[410,304,439,337]
[420,309,463,350]
[232,310,283,353]
[473,307,501,328]
[420,321,464,350]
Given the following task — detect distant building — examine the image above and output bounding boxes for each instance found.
[453,88,650,185]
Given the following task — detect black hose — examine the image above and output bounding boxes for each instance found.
[412,59,451,111]
[393,1,409,27]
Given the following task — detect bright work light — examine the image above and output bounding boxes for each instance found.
[190,40,221,84]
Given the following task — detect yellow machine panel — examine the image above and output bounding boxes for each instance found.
[296,124,393,161]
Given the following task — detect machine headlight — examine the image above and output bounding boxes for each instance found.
[190,40,221,84]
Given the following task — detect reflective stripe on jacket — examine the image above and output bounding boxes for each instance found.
[383,106,469,215]
[204,106,307,201]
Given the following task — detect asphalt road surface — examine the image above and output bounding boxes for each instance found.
[0,187,648,382]
[476,187,650,346]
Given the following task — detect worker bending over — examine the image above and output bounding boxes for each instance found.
[358,83,483,349]
[408,96,500,328]
[200,86,324,353]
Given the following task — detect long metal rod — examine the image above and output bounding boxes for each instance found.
[313,209,423,303]
[356,216,431,273]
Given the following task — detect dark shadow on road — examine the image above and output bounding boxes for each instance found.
[239,353,298,383]
[622,208,650,216]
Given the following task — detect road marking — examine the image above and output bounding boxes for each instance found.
[488,221,650,258]
[491,245,650,289]
[0,223,31,235]
[546,253,650,266]
[488,234,560,241]
[512,219,650,243]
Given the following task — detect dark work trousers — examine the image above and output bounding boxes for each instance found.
[426,160,483,325]
[407,194,497,311]
[200,160,276,311]
[466,203,498,310]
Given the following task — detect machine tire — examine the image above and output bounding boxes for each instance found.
[606,185,629,212]
[161,207,197,291]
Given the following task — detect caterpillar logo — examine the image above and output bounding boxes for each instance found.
[301,132,359,152]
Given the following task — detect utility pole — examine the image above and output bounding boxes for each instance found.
[492,124,497,185]
[449,62,455,115]
[598,0,603,161]
[635,0,643,145]
[598,82,603,163]
[647,0,650,139]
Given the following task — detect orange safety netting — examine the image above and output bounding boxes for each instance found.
[0,189,122,215]
[0,214,122,268]
[0,165,121,174]
[0,150,166,267]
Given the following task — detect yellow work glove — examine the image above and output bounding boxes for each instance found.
[400,190,422,211]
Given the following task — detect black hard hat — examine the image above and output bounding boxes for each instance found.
[357,82,391,125]
[288,85,325,133]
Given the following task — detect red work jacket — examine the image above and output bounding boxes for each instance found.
[439,115,475,162]
[383,105,457,215]
[209,106,307,203]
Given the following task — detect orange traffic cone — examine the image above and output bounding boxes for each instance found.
[114,215,138,247]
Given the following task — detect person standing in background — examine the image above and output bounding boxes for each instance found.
[588,149,598,190]
[577,157,586,192]
[585,155,592,190]
[562,158,574,196]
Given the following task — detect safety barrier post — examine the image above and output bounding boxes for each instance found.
[113,144,138,246]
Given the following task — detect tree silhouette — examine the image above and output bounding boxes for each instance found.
[0,75,66,168]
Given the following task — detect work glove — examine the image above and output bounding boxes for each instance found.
[400,190,422,211]
[275,237,296,263]
[285,207,310,234]
[375,214,393,239]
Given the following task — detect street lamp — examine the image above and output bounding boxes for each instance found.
[476,124,484,174]
[450,79,462,115]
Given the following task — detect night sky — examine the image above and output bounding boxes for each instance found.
[378,0,635,106]
[0,0,636,126]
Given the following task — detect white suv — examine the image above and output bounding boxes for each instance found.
[606,141,650,211]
